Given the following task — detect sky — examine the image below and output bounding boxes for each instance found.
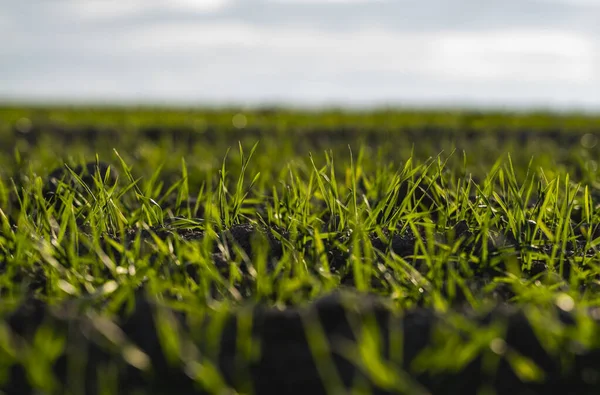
[1,0,599,110]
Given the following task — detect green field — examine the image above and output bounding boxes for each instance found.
[1,106,600,394]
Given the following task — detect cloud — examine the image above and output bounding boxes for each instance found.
[540,0,600,5]
[432,30,595,82]
[267,0,378,3]
[68,0,232,19]
[0,0,598,108]
[114,22,596,83]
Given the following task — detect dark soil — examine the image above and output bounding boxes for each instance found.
[4,291,600,395]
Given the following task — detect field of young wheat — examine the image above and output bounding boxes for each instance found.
[1,106,600,394]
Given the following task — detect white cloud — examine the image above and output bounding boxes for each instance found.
[68,0,231,19]
[163,0,232,12]
[120,23,597,84]
[268,0,378,3]
[68,1,149,18]
[431,29,596,82]
[1,1,598,107]
[540,0,600,5]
